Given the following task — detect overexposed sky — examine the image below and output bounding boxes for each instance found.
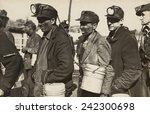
[0,0,150,35]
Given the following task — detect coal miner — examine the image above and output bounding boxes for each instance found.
[21,20,41,97]
[30,3,74,97]
[135,3,150,96]
[106,5,142,97]
[76,11,114,97]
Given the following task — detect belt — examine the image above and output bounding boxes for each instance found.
[3,53,17,58]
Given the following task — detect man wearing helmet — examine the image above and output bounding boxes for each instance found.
[30,3,74,97]
[135,3,150,96]
[76,11,114,97]
[106,5,142,97]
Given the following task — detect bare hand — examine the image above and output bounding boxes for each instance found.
[0,89,4,96]
[22,47,28,53]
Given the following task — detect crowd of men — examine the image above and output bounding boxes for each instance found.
[0,2,150,97]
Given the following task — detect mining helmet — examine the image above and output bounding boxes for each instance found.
[30,3,58,19]
[76,11,99,23]
[135,3,150,16]
[106,5,124,20]
[0,9,9,20]
[59,20,69,29]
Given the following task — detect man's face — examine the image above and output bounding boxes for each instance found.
[38,19,54,33]
[107,18,121,31]
[140,11,150,25]
[0,17,8,28]
[24,24,32,35]
[80,21,94,36]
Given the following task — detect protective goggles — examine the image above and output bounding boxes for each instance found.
[80,21,91,26]
[37,17,50,23]
[107,17,120,23]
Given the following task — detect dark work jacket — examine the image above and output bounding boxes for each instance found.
[35,25,74,85]
[139,30,150,97]
[144,34,150,58]
[107,26,142,96]
[0,31,17,58]
[0,30,23,95]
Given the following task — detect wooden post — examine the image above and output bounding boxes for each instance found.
[68,0,72,27]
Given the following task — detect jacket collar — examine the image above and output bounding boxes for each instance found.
[81,31,101,64]
[42,25,58,40]
[107,26,122,43]
[43,25,58,52]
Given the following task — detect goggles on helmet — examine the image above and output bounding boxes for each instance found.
[107,17,120,23]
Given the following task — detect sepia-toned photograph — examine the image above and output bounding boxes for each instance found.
[0,0,150,97]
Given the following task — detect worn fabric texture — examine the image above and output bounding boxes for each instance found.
[107,26,143,96]
[32,25,74,96]
[77,31,114,96]
[0,30,23,96]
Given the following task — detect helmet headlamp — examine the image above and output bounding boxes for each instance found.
[30,3,52,16]
[106,5,124,20]
[107,7,114,15]
[30,3,42,16]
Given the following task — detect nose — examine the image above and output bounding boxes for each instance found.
[107,21,112,25]
[107,22,112,27]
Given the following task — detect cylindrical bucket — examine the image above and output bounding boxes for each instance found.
[81,64,106,94]
[44,83,65,97]
[112,94,130,97]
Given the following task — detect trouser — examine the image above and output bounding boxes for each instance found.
[22,69,34,97]
[141,65,150,97]
[130,62,150,97]
[65,80,76,97]
[77,76,82,97]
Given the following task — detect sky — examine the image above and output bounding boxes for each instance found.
[0,0,150,35]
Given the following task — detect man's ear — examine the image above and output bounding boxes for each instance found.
[50,18,56,24]
[93,23,98,30]
[119,19,124,25]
